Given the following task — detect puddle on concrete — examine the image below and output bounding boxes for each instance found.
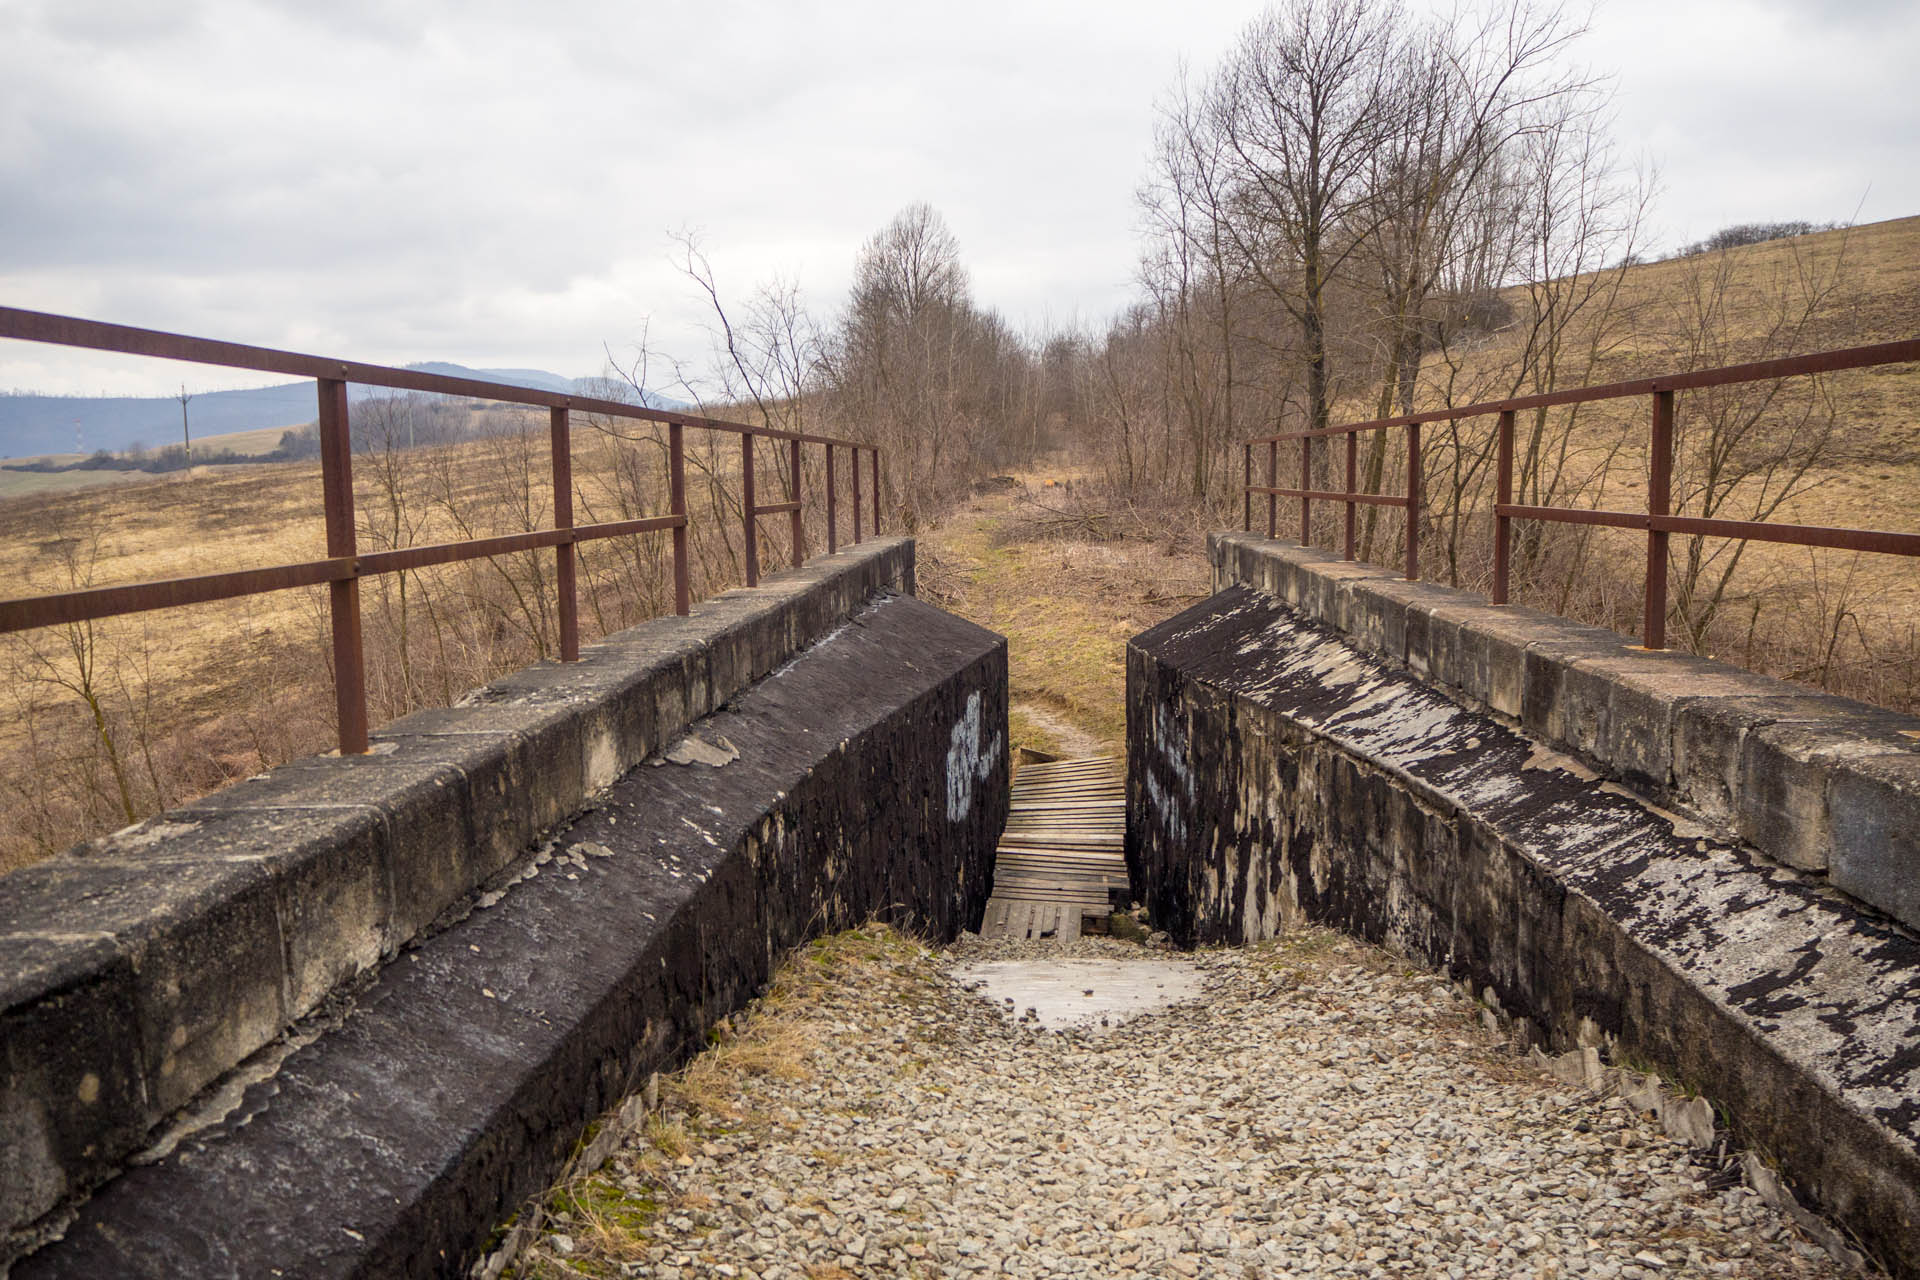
[951,959,1205,1032]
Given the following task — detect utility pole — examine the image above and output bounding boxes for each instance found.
[176,384,193,469]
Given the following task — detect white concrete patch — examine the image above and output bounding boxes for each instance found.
[950,959,1205,1033]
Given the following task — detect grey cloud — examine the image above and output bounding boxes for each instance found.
[2,0,1908,395]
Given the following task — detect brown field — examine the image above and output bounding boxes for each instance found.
[0,412,822,871]
[0,467,149,500]
[0,425,304,500]
[1301,216,1920,706]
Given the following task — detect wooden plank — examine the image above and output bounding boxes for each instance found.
[992,877,1123,893]
[992,877,1114,893]
[986,755,1133,943]
[997,838,1125,851]
[993,859,1127,875]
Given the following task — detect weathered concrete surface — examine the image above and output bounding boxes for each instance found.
[0,541,913,1254]
[14,592,1007,1279]
[951,959,1205,1032]
[1128,584,1920,1277]
[1209,531,1920,931]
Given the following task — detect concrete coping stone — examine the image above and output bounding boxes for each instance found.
[1207,530,1920,931]
[11,590,1005,1278]
[1128,584,1920,1275]
[0,538,914,1249]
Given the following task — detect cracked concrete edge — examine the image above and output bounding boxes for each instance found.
[0,538,915,1249]
[1208,531,1920,932]
[1128,585,1920,1278]
[12,592,1006,1280]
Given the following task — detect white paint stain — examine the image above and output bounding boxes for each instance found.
[946,691,1003,822]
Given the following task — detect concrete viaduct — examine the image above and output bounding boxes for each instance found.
[3,533,1918,1276]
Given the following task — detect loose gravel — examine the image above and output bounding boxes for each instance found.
[521,926,1863,1279]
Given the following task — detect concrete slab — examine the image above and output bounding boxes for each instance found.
[0,539,918,1258]
[951,959,1204,1032]
[1130,584,1920,1278]
[12,592,1006,1280]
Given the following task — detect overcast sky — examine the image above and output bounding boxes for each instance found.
[1,0,1913,398]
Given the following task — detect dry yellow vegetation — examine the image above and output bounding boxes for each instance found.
[918,467,1212,758]
[0,416,807,870]
[1310,216,1920,704]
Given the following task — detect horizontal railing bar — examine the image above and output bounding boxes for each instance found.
[359,529,572,573]
[1491,505,1920,555]
[1242,338,1920,444]
[1250,486,1409,509]
[1494,503,1649,530]
[0,560,353,632]
[751,500,804,516]
[0,306,868,450]
[0,514,697,631]
[1652,514,1920,556]
[570,513,688,542]
[358,516,684,573]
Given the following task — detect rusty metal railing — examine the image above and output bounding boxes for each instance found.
[1242,338,1920,652]
[0,307,885,754]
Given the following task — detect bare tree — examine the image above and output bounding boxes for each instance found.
[1205,0,1404,441]
[1660,231,1860,651]
[822,203,1041,524]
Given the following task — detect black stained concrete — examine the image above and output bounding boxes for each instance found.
[1,541,916,1249]
[14,593,1006,1280]
[1129,584,1920,1278]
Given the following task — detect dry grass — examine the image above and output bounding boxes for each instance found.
[1301,216,1920,710]
[0,414,831,871]
[918,465,1211,758]
[0,468,149,500]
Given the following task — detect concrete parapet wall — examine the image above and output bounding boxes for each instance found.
[0,540,918,1255]
[17,590,1006,1278]
[1209,531,1920,931]
[1128,581,1920,1276]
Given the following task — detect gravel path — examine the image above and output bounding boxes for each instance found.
[522,926,1860,1279]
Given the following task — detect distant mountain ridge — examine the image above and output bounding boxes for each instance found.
[0,364,684,459]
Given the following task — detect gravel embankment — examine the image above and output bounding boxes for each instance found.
[523,927,1861,1279]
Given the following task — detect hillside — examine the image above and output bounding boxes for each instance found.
[1349,213,1920,707]
[0,362,685,459]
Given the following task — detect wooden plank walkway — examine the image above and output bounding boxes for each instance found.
[980,757,1129,941]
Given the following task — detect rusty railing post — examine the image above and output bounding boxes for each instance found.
[1493,409,1515,605]
[871,449,882,535]
[851,447,864,544]
[788,437,805,568]
[741,433,760,587]
[1644,389,1674,649]
[825,443,839,554]
[550,407,579,662]
[668,422,691,616]
[1343,430,1357,560]
[317,377,368,754]
[1243,443,1252,532]
[1266,441,1278,538]
[1299,434,1312,546]
[1405,422,1422,581]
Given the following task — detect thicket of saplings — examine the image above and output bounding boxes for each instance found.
[3,0,1910,871]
